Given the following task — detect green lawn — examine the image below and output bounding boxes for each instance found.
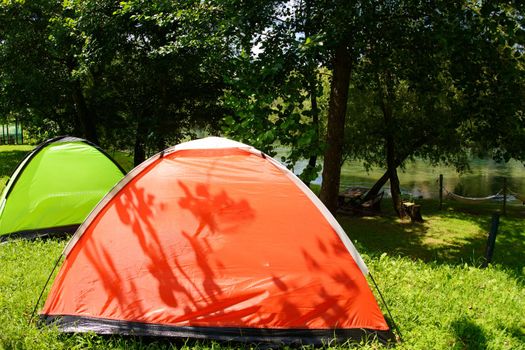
[0,145,33,190]
[0,146,524,349]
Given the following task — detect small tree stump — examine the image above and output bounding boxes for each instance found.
[403,202,423,222]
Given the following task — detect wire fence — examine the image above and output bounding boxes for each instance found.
[0,123,23,145]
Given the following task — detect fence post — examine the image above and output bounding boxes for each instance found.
[502,177,507,215]
[15,118,18,145]
[482,213,500,268]
[439,174,443,210]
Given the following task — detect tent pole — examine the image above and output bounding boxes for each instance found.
[30,254,63,323]
[369,272,403,342]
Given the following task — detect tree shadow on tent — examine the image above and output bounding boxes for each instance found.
[110,180,270,324]
[78,168,378,344]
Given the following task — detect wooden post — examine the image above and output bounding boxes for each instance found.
[482,213,500,268]
[502,177,507,215]
[439,174,443,210]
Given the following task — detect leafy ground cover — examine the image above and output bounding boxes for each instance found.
[0,146,523,349]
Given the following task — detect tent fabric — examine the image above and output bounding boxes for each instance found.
[0,136,126,240]
[40,137,395,345]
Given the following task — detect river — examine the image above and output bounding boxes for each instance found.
[292,157,525,203]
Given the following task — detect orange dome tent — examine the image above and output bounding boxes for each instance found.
[40,137,396,345]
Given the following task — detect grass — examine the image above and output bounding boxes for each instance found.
[0,146,524,349]
[0,145,33,190]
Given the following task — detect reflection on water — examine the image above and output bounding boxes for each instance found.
[293,157,525,202]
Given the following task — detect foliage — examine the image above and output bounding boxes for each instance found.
[339,1,525,216]
[219,0,327,184]
[218,1,525,212]
[0,0,228,160]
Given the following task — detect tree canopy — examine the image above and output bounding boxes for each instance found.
[1,0,524,212]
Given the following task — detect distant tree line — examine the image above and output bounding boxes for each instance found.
[1,1,524,217]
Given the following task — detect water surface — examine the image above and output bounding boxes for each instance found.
[293,157,525,203]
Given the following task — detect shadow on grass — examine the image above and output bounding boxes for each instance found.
[338,202,525,283]
[451,317,487,350]
[0,150,30,177]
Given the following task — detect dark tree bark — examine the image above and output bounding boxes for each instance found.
[386,133,406,218]
[376,71,407,219]
[379,75,406,218]
[156,135,166,153]
[320,43,352,214]
[133,117,148,166]
[72,81,99,144]
[303,79,320,188]
[302,0,319,189]
[362,170,390,202]
[362,134,433,203]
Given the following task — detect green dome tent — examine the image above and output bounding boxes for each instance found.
[0,136,126,241]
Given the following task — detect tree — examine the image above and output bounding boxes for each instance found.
[0,0,229,157]
[219,1,375,211]
[220,1,524,216]
[87,0,229,164]
[220,0,325,186]
[0,0,104,142]
[344,2,525,217]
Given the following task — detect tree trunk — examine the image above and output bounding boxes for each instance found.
[302,0,319,189]
[72,81,99,144]
[303,79,320,188]
[362,170,390,202]
[377,71,407,219]
[386,134,406,218]
[319,43,352,214]
[133,117,148,166]
[362,132,433,203]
